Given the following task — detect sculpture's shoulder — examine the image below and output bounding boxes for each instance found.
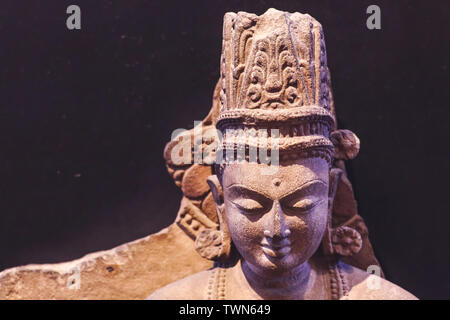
[146,268,213,300]
[339,263,418,300]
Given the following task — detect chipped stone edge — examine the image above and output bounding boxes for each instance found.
[0,225,171,280]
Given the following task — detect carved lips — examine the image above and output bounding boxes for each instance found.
[260,236,292,259]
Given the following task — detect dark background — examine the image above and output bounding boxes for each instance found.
[0,0,449,299]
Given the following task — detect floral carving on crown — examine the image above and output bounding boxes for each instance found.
[219,8,331,113]
[246,34,300,109]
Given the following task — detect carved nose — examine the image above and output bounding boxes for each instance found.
[264,61,282,93]
[264,201,290,239]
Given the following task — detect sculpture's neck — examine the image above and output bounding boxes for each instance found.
[240,259,313,298]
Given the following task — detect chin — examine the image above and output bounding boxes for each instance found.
[250,251,307,273]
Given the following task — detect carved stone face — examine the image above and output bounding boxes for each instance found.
[221,157,329,274]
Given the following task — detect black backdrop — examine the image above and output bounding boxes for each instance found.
[1,0,449,299]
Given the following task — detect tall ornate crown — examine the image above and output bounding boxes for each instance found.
[216,8,335,163]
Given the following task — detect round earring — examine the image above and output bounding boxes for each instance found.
[331,226,362,257]
[195,204,231,261]
[195,228,231,261]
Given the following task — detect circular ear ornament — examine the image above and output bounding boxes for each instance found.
[331,226,363,256]
[195,229,230,261]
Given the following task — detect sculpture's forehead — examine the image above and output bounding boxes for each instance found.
[222,159,328,198]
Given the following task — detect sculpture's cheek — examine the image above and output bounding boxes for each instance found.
[226,211,263,250]
[225,210,267,267]
[290,205,329,260]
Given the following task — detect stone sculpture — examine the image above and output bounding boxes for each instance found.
[147,8,416,300]
[0,8,414,300]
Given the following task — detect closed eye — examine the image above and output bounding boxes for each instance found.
[232,198,264,213]
[285,198,324,213]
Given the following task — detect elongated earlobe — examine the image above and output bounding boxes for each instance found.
[322,168,362,257]
[206,175,223,207]
[195,175,231,261]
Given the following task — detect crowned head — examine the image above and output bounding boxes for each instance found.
[200,9,347,274]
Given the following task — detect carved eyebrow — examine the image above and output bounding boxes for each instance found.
[280,179,327,202]
[227,185,272,202]
[226,179,326,201]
